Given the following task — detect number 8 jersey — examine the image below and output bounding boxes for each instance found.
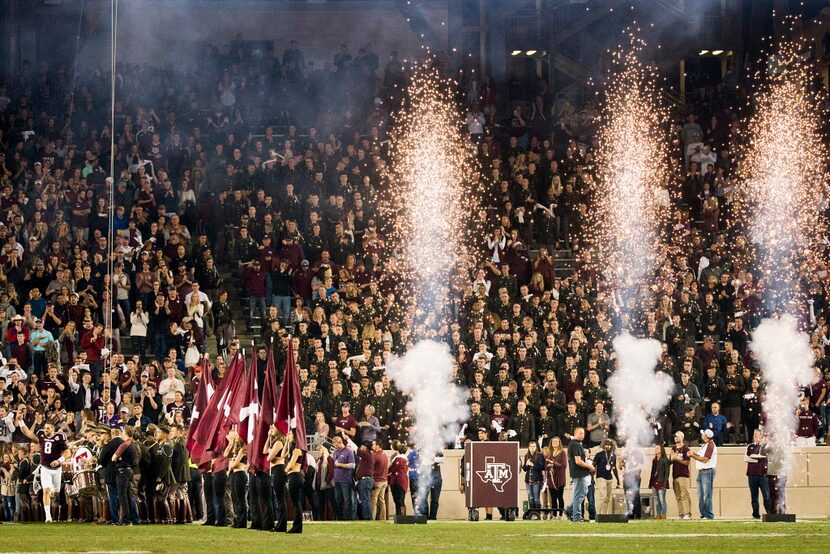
[37,429,68,468]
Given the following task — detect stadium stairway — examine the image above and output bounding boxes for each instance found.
[202,264,264,357]
[528,247,577,279]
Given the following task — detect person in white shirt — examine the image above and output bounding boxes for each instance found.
[691,144,717,170]
[471,343,493,369]
[486,229,506,264]
[689,428,718,519]
[0,358,26,381]
[158,365,185,406]
[184,283,212,310]
[0,405,14,445]
[130,300,150,356]
[471,268,491,297]
[466,108,485,142]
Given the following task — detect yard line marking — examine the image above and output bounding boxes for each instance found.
[513,533,809,538]
[3,551,153,554]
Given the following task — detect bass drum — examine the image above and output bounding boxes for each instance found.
[73,447,93,473]
[73,470,98,497]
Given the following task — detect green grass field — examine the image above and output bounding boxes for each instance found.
[1,519,828,553]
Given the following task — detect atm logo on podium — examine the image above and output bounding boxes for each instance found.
[476,456,513,492]
[465,442,519,509]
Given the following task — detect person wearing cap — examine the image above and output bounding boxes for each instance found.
[593,438,620,515]
[292,260,314,304]
[689,428,718,519]
[334,402,358,441]
[669,431,692,519]
[458,428,492,520]
[29,318,54,378]
[7,315,29,348]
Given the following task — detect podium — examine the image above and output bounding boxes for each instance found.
[463,442,520,520]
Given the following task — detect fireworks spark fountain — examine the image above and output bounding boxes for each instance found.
[590,37,675,458]
[740,36,829,307]
[739,33,827,490]
[384,65,474,516]
[588,37,670,294]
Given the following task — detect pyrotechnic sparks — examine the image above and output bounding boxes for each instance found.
[586,36,672,305]
[738,35,830,310]
[387,64,478,323]
[385,64,473,516]
[739,32,826,487]
[590,36,674,456]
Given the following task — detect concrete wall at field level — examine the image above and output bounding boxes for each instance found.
[390,446,830,520]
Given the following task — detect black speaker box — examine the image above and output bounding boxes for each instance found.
[762,514,796,522]
[394,515,428,524]
[596,514,629,523]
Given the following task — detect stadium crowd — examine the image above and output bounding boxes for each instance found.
[0,35,827,528]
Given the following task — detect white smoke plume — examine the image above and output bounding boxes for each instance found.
[752,315,817,480]
[386,340,469,511]
[608,333,675,449]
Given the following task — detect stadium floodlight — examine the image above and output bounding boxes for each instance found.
[526,50,537,56]
[511,50,522,56]
[699,50,709,55]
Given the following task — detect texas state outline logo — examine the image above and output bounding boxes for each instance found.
[476,455,513,492]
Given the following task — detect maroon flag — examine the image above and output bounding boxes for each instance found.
[250,344,279,473]
[186,356,214,456]
[216,350,257,450]
[191,352,245,461]
[275,340,307,451]
[224,349,256,427]
[237,350,260,445]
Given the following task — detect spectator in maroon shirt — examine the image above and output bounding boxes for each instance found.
[744,429,772,519]
[354,444,374,520]
[669,431,692,519]
[388,442,409,516]
[10,333,30,371]
[166,288,185,325]
[795,397,820,447]
[244,260,267,324]
[80,322,105,382]
[370,439,389,520]
[292,259,314,304]
[6,314,29,346]
[563,367,583,403]
[489,402,510,441]
[334,402,358,441]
